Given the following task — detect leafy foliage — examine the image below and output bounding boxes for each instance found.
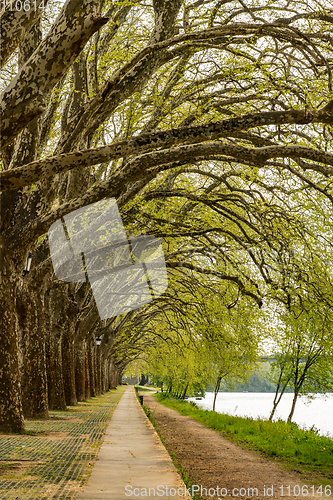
[1,0,333,431]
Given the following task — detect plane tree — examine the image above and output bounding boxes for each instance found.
[123,269,260,400]
[1,0,333,432]
[196,297,260,411]
[269,302,333,422]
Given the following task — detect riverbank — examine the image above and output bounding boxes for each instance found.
[190,391,333,437]
[142,391,333,500]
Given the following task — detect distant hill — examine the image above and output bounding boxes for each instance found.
[214,364,293,393]
[223,373,279,393]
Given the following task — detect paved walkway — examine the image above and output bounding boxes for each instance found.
[75,386,191,500]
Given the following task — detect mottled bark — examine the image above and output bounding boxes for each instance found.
[0,0,49,68]
[85,339,92,400]
[9,20,43,172]
[0,0,108,148]
[75,341,87,401]
[62,325,77,406]
[46,289,67,410]
[0,20,48,428]
[88,338,96,398]
[109,358,117,390]
[95,347,102,395]
[1,108,321,193]
[56,0,183,153]
[17,282,49,419]
[0,265,24,432]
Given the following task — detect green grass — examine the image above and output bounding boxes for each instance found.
[156,392,333,481]
[135,386,156,392]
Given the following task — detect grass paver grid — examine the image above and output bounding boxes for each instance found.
[0,386,126,499]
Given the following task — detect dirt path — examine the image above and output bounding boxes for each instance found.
[143,393,325,500]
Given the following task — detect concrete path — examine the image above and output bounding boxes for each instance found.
[76,386,191,500]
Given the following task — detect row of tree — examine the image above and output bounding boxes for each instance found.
[140,298,333,420]
[1,0,333,432]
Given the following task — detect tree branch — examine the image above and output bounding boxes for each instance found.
[0,0,50,68]
[0,107,319,191]
[0,0,109,149]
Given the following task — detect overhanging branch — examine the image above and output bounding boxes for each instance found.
[1,107,325,191]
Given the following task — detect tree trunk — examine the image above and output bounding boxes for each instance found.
[107,359,112,390]
[287,391,299,422]
[47,326,66,410]
[75,341,87,401]
[17,282,49,419]
[89,339,96,398]
[95,347,102,395]
[0,269,25,432]
[109,357,119,390]
[181,382,189,399]
[46,289,67,410]
[85,339,92,399]
[103,358,108,392]
[62,324,77,406]
[213,376,222,412]
[100,357,105,393]
[269,376,289,421]
[0,17,43,433]
[269,386,286,421]
[269,398,279,422]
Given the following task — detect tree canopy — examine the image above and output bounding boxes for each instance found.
[1,0,333,432]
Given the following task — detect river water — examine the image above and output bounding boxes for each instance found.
[189,392,333,438]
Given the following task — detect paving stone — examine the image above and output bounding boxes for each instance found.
[76,387,191,500]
